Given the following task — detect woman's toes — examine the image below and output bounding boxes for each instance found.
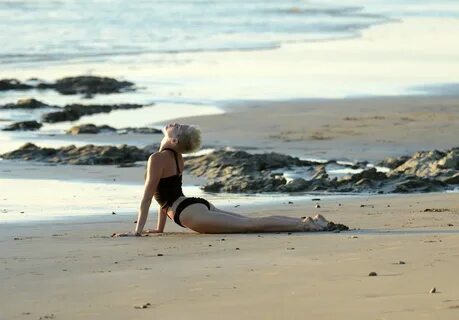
[313,214,329,228]
[302,217,323,231]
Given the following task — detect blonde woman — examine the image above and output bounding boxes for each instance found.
[114,123,347,236]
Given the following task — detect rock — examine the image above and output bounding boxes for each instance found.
[430,287,436,294]
[0,79,33,91]
[2,120,42,131]
[437,149,459,169]
[118,127,162,134]
[66,124,116,135]
[315,204,321,208]
[282,178,310,192]
[391,150,447,177]
[49,76,135,95]
[441,173,459,185]
[312,165,328,180]
[350,168,387,182]
[368,272,378,277]
[0,98,54,109]
[42,103,145,123]
[1,143,149,165]
[377,156,410,169]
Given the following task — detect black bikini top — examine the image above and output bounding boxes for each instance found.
[153,148,185,209]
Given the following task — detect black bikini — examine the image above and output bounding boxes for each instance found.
[153,148,210,228]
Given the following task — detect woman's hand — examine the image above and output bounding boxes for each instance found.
[143,228,160,234]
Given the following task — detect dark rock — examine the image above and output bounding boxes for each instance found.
[2,121,42,131]
[50,76,135,95]
[377,155,410,169]
[0,79,32,91]
[368,272,378,277]
[350,168,387,182]
[118,127,162,134]
[442,173,459,185]
[1,143,149,165]
[0,98,54,109]
[42,103,145,123]
[66,124,116,135]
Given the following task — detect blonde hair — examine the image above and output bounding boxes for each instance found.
[175,125,201,153]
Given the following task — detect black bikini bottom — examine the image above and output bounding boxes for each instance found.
[174,197,211,228]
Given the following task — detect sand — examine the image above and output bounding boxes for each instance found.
[1,95,459,319]
[1,193,459,320]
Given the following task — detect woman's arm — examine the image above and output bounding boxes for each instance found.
[134,154,163,235]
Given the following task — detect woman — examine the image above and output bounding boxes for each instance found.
[114,123,347,236]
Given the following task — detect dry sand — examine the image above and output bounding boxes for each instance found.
[1,95,459,319]
[1,193,459,320]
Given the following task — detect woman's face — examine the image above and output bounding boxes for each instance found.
[163,122,179,137]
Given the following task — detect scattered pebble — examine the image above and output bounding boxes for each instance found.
[112,211,116,215]
[287,232,292,235]
[134,302,151,309]
[368,272,378,277]
[398,261,406,265]
[157,253,163,257]
[448,223,454,227]
[13,237,22,240]
[235,248,240,250]
[62,269,68,271]
[312,198,321,201]
[424,208,449,213]
[333,230,340,233]
[350,235,359,239]
[208,244,212,247]
[387,204,391,207]
[133,220,137,223]
[287,247,295,250]
[234,204,240,208]
[20,211,24,214]
[338,203,342,206]
[315,204,321,208]
[220,238,226,241]
[430,287,437,294]
[288,201,294,204]
[114,261,118,264]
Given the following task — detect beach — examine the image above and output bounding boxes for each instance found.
[1,94,459,319]
[1,0,459,318]
[2,192,459,320]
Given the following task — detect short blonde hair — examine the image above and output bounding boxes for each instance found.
[176,125,201,153]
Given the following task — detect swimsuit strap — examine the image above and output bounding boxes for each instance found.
[162,148,181,175]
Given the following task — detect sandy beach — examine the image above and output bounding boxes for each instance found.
[1,1,459,318]
[1,192,459,320]
[1,94,458,319]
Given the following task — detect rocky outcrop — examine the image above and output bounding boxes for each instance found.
[117,127,162,134]
[1,144,458,194]
[0,79,32,91]
[41,103,145,123]
[39,76,135,96]
[2,121,42,131]
[0,76,135,96]
[66,124,117,135]
[0,143,150,165]
[66,124,162,135]
[389,148,459,177]
[0,98,55,109]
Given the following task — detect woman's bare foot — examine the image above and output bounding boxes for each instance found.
[302,217,324,231]
[313,214,330,229]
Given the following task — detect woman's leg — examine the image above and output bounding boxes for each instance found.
[179,204,324,234]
